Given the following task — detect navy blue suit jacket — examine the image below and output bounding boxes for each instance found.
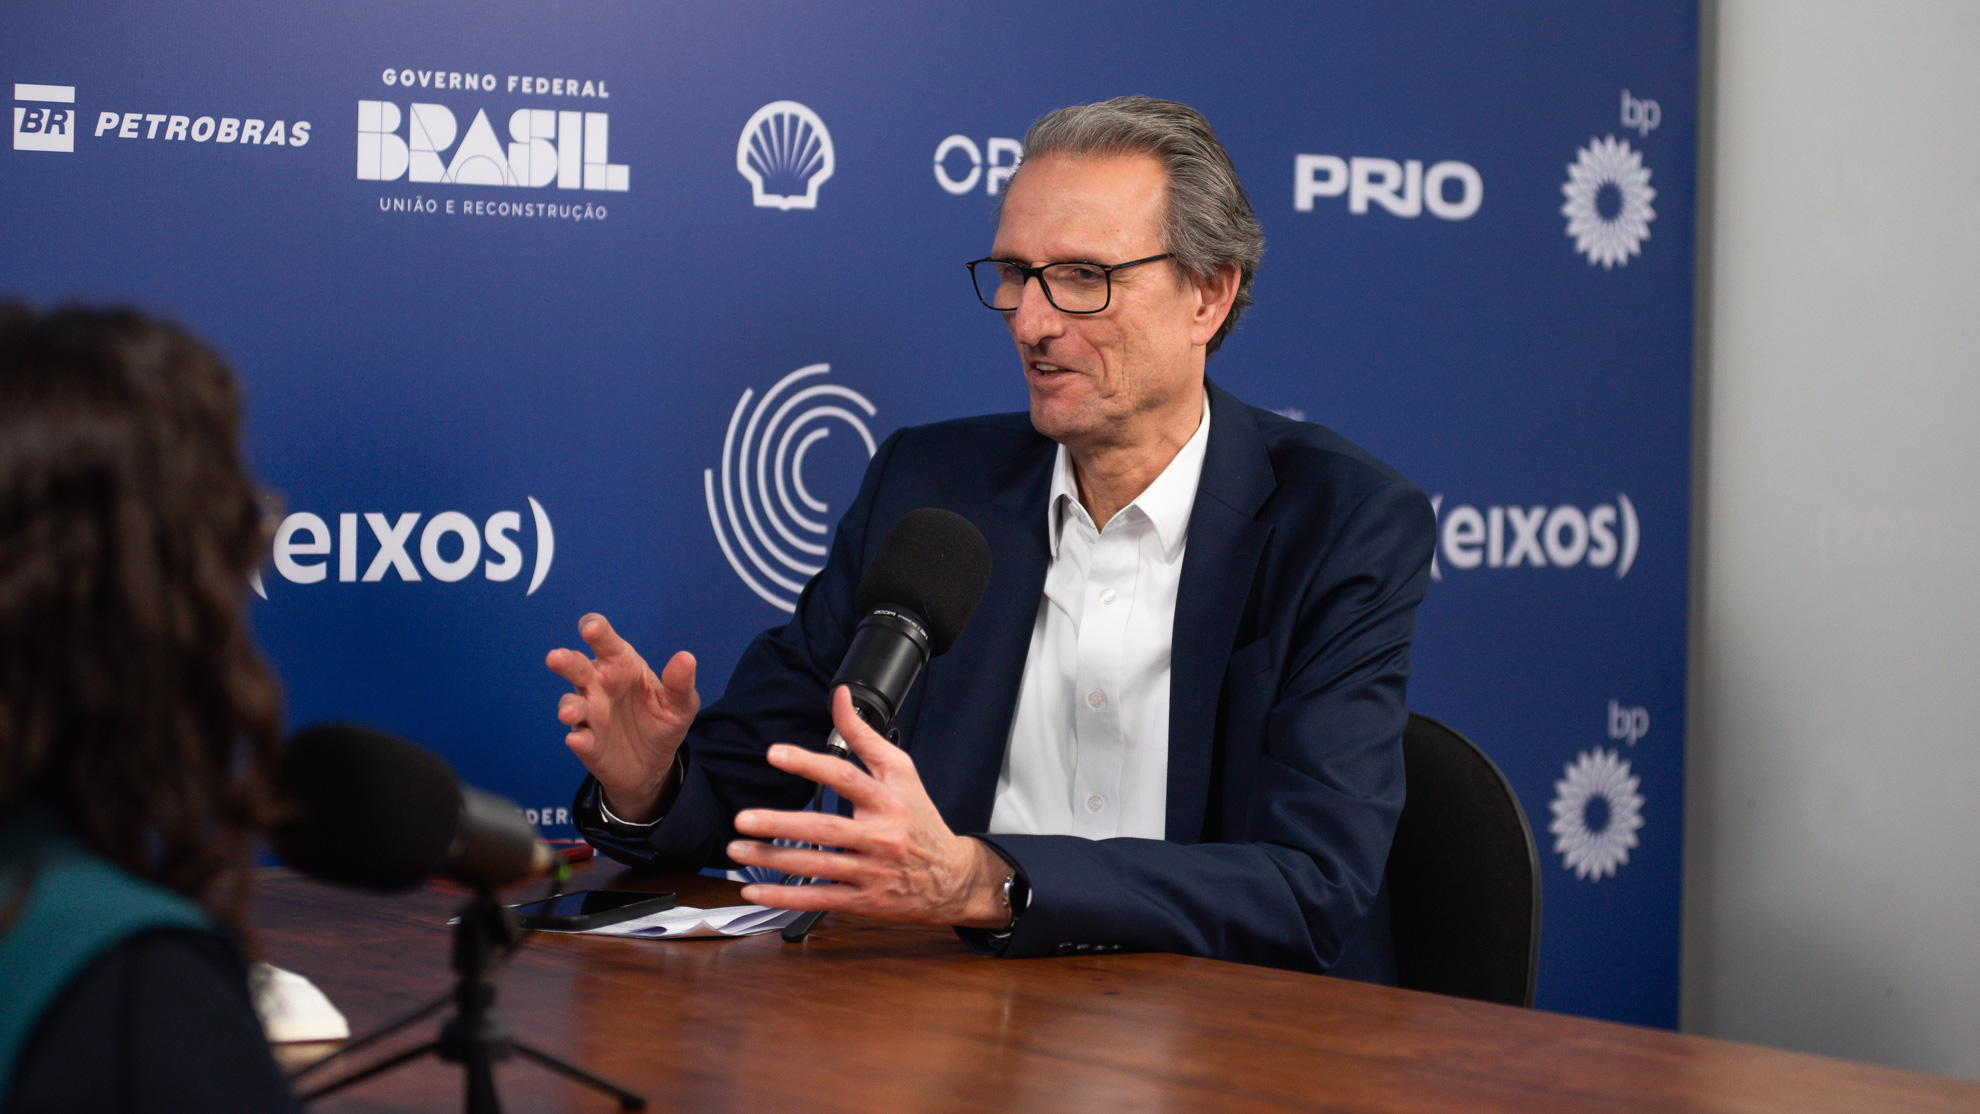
[576,380,1435,976]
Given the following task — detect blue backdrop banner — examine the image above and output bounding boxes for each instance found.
[1,1,1696,1026]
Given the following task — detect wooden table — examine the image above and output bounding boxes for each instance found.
[252,865,1980,1113]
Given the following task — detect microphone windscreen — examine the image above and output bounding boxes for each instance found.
[271,724,461,891]
[854,508,993,657]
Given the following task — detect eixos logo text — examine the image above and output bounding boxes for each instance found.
[253,499,555,599]
[1429,494,1638,580]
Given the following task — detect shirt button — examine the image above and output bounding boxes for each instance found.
[1099,587,1117,604]
[1086,690,1105,708]
[1086,794,1105,812]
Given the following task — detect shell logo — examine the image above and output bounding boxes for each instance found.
[704,365,877,611]
[736,101,834,210]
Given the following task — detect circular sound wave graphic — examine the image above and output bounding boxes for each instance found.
[704,364,876,612]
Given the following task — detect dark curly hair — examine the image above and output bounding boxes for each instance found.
[0,304,283,937]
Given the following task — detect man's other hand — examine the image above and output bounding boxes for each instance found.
[546,613,698,823]
[728,687,1013,929]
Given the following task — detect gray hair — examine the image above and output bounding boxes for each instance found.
[1019,96,1263,357]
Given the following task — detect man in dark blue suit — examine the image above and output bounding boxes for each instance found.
[549,97,1434,978]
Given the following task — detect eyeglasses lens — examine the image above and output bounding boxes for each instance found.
[974,262,1111,313]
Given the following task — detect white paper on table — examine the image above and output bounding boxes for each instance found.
[250,963,351,1043]
[582,903,803,939]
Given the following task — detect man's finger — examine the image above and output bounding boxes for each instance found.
[545,647,596,689]
[563,728,595,758]
[557,692,588,727]
[764,743,887,811]
[658,650,699,705]
[727,841,869,885]
[738,881,859,913]
[578,613,635,660]
[733,807,869,852]
[830,687,913,780]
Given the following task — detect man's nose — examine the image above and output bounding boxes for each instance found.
[1005,275,1065,347]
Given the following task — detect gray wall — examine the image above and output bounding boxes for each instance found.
[1685,0,1980,1080]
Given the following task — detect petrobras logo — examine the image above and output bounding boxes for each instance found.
[13,84,75,152]
[1294,154,1481,220]
[95,110,309,148]
[705,365,877,611]
[252,499,555,599]
[13,81,312,155]
[737,101,833,210]
[933,134,1022,196]
[1429,494,1639,580]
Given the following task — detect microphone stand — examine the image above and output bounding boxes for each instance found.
[291,890,645,1112]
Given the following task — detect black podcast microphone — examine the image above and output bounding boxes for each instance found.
[821,506,993,758]
[271,723,558,892]
[781,507,992,941]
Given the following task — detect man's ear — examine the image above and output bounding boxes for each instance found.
[1188,262,1241,348]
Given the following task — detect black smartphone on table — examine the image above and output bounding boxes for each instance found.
[508,889,676,931]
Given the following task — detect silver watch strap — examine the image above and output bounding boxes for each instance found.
[597,791,662,829]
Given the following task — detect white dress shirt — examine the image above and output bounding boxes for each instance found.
[987,396,1210,841]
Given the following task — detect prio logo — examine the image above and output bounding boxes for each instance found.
[1294,154,1481,219]
[13,84,75,152]
[357,101,626,190]
[933,135,1022,196]
[1429,494,1639,580]
[1562,135,1655,269]
[252,498,555,599]
[737,101,833,210]
[705,364,877,611]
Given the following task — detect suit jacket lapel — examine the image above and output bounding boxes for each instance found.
[915,435,1055,832]
[1167,381,1276,842]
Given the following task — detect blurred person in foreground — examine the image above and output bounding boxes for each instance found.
[0,306,300,1112]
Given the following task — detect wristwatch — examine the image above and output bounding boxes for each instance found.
[994,865,1030,936]
[594,751,685,835]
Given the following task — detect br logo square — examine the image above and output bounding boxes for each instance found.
[13,84,75,152]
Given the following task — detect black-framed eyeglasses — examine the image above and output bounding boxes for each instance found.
[965,253,1174,314]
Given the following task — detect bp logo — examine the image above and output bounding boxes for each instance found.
[704,364,876,611]
[737,101,833,210]
[1561,135,1656,269]
[1548,748,1645,881]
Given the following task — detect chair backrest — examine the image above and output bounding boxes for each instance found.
[1386,712,1541,1007]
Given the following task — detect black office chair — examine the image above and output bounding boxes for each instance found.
[1386,712,1541,1007]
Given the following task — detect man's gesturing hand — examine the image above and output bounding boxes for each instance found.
[546,613,699,823]
[728,687,1013,929]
